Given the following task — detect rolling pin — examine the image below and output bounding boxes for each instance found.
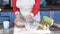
[53,23,60,28]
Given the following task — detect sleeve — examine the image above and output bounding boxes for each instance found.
[31,0,40,16]
[12,0,20,14]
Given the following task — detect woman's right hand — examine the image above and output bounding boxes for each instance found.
[15,12,20,18]
[14,16,24,27]
[14,12,21,23]
[14,12,27,23]
[14,13,26,27]
[14,12,23,27]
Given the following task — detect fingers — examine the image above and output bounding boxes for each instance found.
[25,14,32,22]
[28,14,32,19]
[14,17,27,24]
[15,12,20,18]
[14,18,18,23]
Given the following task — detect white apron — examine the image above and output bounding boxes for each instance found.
[16,0,40,21]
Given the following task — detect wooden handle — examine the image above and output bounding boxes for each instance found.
[53,23,60,28]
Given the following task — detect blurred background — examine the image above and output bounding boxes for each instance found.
[0,0,60,32]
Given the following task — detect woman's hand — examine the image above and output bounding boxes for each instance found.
[27,13,34,19]
[26,14,33,22]
[14,12,21,23]
[27,14,32,19]
[14,13,26,27]
[15,12,20,18]
[14,17,25,27]
[14,12,27,23]
[14,16,20,24]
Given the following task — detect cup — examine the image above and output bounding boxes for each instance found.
[3,21,9,30]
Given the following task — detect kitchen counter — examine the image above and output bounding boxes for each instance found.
[0,22,60,34]
[0,26,60,34]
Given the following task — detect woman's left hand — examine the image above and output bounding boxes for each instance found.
[26,14,33,22]
[27,14,32,19]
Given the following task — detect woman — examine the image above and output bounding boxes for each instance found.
[13,0,40,31]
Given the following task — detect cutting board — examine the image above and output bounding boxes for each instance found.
[14,27,50,34]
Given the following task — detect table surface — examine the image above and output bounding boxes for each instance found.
[0,23,60,34]
[0,26,60,34]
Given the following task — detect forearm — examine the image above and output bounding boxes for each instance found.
[31,0,40,16]
[12,0,20,16]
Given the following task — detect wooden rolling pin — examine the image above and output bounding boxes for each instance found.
[53,23,60,28]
